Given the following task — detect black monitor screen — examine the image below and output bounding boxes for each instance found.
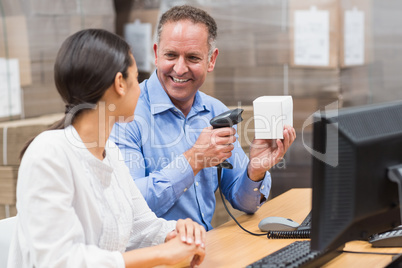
[310,101,402,252]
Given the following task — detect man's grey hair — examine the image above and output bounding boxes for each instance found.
[156,5,218,59]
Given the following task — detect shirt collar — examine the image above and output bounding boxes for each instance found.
[147,70,210,116]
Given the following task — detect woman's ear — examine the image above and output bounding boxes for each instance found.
[114,72,126,96]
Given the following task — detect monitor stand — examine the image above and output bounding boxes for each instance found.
[388,164,402,225]
[302,245,344,268]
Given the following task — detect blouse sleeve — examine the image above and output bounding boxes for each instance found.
[112,145,177,251]
[125,181,177,250]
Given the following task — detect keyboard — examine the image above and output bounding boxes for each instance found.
[247,240,342,268]
[247,241,318,268]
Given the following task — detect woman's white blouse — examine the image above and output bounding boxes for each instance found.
[8,125,176,268]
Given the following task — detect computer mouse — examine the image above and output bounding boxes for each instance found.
[258,216,300,232]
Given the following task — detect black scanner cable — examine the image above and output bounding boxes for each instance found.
[217,166,312,239]
[217,166,267,236]
[211,108,309,238]
[210,108,266,236]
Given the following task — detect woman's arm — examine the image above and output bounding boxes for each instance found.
[123,235,205,268]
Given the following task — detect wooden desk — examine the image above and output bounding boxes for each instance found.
[196,188,402,268]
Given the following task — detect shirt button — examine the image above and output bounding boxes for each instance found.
[184,188,188,192]
[202,213,204,217]
[261,185,264,190]
[253,188,258,192]
[196,182,199,187]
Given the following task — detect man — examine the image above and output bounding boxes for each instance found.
[111,5,296,230]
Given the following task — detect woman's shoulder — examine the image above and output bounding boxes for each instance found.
[31,129,68,147]
[23,129,72,161]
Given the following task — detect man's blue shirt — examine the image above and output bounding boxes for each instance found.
[110,71,271,230]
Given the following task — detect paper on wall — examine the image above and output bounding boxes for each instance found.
[294,6,329,66]
[124,19,152,72]
[0,58,21,118]
[344,7,365,66]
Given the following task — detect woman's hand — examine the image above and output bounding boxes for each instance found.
[164,218,206,267]
[162,235,206,267]
[166,218,206,248]
[124,219,206,268]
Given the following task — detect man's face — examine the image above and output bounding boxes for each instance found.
[154,20,218,112]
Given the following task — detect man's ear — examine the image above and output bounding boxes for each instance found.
[207,48,219,72]
[153,43,158,66]
[113,72,125,96]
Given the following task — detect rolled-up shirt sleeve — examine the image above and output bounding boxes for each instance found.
[111,121,196,217]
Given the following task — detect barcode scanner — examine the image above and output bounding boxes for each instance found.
[209,108,268,236]
[209,108,244,170]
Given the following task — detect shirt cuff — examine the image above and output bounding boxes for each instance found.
[243,171,272,202]
[161,154,195,198]
[258,172,271,202]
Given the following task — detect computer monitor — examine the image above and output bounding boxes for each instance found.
[309,100,402,253]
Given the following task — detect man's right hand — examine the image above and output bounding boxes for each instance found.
[183,126,236,175]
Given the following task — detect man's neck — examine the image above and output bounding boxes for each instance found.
[170,98,194,117]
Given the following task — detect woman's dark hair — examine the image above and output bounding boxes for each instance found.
[20,29,133,159]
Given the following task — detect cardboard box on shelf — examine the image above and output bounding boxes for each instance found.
[1,0,116,119]
[21,0,76,15]
[288,67,341,97]
[127,9,160,37]
[0,0,23,16]
[0,204,17,220]
[285,130,314,166]
[0,113,63,166]
[22,85,64,118]
[70,14,115,34]
[339,0,373,68]
[233,65,285,104]
[115,0,160,36]
[213,67,235,106]
[255,32,290,66]
[201,1,373,109]
[0,16,32,86]
[199,72,215,97]
[289,0,373,69]
[289,0,340,69]
[215,31,256,68]
[231,106,254,152]
[212,1,284,34]
[293,98,318,132]
[340,64,372,107]
[25,16,64,63]
[269,165,312,198]
[0,166,18,204]
[21,0,114,16]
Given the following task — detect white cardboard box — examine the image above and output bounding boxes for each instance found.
[253,96,293,139]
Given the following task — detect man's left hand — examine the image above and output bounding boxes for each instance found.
[247,125,296,181]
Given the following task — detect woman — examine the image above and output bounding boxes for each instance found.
[8,29,205,267]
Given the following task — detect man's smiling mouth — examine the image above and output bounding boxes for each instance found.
[172,77,190,83]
